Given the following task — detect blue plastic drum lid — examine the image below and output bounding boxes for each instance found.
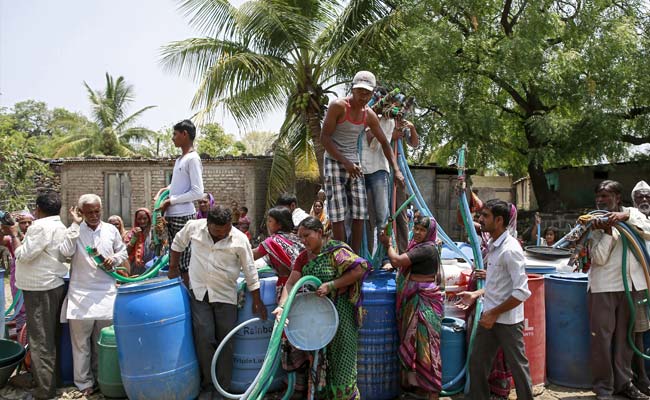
[358,272,400,400]
[232,276,284,393]
[545,272,591,388]
[114,277,199,400]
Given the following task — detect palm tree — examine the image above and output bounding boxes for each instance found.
[161,0,400,203]
[52,73,156,157]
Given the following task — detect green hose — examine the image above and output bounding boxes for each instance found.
[385,194,416,238]
[620,227,650,360]
[84,188,171,283]
[248,275,323,399]
[4,289,22,316]
[212,275,323,400]
[85,247,170,283]
[152,189,169,246]
[439,144,484,397]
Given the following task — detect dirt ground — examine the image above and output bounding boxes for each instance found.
[0,381,602,400]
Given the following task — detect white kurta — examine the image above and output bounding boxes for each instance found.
[59,221,128,320]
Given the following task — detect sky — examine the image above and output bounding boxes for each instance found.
[0,0,284,138]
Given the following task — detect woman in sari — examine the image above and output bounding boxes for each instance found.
[274,217,369,400]
[310,199,331,236]
[196,193,214,219]
[253,207,307,397]
[379,216,443,400]
[107,215,127,239]
[123,208,155,276]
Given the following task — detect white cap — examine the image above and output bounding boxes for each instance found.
[632,180,650,198]
[352,71,376,91]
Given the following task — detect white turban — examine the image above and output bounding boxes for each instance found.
[632,180,650,200]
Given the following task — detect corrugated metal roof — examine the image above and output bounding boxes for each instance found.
[49,154,273,164]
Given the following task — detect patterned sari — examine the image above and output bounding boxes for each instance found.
[298,240,370,400]
[396,217,444,393]
[258,232,310,391]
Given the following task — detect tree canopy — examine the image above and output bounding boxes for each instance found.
[196,123,246,157]
[355,0,650,210]
[51,73,157,157]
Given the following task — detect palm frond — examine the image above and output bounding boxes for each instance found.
[160,38,252,83]
[53,138,95,157]
[266,142,295,209]
[115,106,157,131]
[236,1,313,55]
[191,50,290,123]
[120,127,157,142]
[178,0,240,38]
[322,9,401,71]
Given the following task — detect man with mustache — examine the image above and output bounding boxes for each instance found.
[631,180,650,396]
[588,180,650,400]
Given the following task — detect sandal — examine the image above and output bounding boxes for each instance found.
[82,387,95,396]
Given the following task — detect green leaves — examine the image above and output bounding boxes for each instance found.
[371,0,650,209]
[196,123,246,157]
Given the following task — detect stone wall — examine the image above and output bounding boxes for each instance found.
[57,156,273,236]
[471,175,513,203]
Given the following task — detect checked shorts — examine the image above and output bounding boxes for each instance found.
[324,157,368,223]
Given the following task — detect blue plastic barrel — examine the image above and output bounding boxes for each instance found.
[113,277,200,400]
[441,317,466,391]
[358,270,400,400]
[545,273,591,388]
[231,276,284,393]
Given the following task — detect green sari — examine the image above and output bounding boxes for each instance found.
[299,240,370,400]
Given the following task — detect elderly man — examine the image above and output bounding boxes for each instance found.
[3,191,67,399]
[59,194,127,396]
[632,180,650,395]
[589,180,650,400]
[170,205,266,400]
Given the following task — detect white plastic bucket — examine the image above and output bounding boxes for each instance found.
[285,293,339,351]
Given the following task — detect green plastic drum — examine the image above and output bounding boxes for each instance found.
[98,326,126,398]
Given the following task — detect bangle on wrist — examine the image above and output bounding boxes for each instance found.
[328,281,336,291]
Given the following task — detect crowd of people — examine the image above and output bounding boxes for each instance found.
[2,69,650,400]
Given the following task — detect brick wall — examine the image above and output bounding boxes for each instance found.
[58,156,273,236]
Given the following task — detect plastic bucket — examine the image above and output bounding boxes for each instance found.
[285,293,339,351]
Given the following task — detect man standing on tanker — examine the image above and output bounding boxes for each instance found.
[321,71,404,253]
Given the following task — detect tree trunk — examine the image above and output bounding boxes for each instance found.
[527,159,560,211]
[306,105,325,183]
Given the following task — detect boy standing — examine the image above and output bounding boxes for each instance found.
[158,120,204,285]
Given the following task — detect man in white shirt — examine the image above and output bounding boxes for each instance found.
[59,194,128,396]
[361,94,418,255]
[158,119,204,285]
[632,180,650,396]
[588,180,650,400]
[276,193,309,228]
[456,199,533,400]
[4,191,67,399]
[170,205,266,400]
